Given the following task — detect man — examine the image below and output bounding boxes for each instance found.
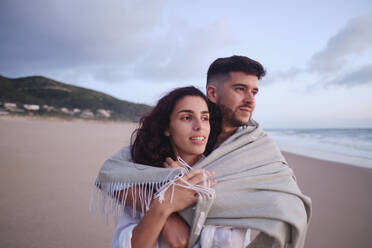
[206,55,264,145]
[94,55,311,248]
[162,55,266,247]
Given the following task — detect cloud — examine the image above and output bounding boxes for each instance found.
[326,64,372,87]
[309,13,372,74]
[260,66,304,86]
[265,13,372,88]
[93,18,234,84]
[0,0,235,85]
[0,0,165,71]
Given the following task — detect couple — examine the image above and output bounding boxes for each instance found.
[93,55,312,248]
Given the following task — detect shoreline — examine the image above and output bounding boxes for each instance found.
[282,150,372,170]
[1,115,368,170]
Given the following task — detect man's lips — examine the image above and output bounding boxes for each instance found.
[238,106,252,113]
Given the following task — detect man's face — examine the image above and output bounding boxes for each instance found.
[209,71,259,128]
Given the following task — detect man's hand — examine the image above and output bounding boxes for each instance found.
[161,213,190,248]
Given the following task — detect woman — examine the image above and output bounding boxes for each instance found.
[109,86,251,248]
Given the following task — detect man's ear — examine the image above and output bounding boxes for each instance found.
[164,129,170,137]
[206,85,218,104]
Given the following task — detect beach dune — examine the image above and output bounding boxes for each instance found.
[1,117,371,248]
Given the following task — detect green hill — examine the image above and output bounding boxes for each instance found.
[0,75,152,121]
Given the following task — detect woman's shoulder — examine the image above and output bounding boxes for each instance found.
[110,146,133,162]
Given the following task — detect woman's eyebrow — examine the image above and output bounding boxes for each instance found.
[177,109,193,114]
[176,109,209,114]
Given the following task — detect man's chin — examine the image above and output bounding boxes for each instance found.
[234,114,251,126]
[229,116,250,127]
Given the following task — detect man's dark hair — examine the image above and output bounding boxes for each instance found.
[207,55,266,85]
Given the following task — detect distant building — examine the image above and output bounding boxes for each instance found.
[0,107,9,115]
[72,108,81,114]
[96,109,111,118]
[4,102,25,113]
[4,103,17,109]
[60,107,72,114]
[43,105,56,112]
[81,109,95,118]
[24,104,40,111]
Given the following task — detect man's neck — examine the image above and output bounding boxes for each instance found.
[216,125,238,147]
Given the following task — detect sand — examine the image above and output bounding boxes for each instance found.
[283,152,372,248]
[1,116,371,248]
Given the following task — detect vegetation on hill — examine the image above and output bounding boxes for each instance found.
[0,75,152,121]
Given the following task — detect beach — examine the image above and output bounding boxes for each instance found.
[1,117,371,248]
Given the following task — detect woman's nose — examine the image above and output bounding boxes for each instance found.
[193,119,202,131]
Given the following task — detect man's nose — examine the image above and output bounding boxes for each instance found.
[244,91,255,103]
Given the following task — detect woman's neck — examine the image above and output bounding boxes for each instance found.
[179,154,202,166]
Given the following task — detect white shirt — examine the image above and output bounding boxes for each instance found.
[111,206,251,248]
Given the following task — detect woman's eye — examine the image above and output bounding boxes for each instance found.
[201,116,209,121]
[181,116,191,120]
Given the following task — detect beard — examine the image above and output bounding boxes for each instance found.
[218,103,251,127]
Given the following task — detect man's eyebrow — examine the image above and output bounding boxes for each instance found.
[231,83,247,88]
[232,83,259,91]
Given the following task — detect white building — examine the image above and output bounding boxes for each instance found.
[72,108,81,114]
[81,109,95,118]
[60,107,72,114]
[43,105,56,112]
[97,109,111,118]
[4,102,25,112]
[24,104,40,111]
[4,103,17,109]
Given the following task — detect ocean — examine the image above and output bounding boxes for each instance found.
[265,128,372,169]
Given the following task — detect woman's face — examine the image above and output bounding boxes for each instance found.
[165,95,210,165]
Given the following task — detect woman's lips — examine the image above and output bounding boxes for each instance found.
[189,136,207,144]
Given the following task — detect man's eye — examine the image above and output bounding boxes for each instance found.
[235,87,244,91]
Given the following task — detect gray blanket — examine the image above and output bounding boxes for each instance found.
[93,121,311,248]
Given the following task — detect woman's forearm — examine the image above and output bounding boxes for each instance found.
[130,169,216,248]
[131,200,171,248]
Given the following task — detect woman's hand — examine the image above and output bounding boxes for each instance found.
[132,161,216,248]
[163,157,183,168]
[161,157,215,248]
[154,168,216,215]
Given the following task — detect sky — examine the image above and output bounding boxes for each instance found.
[1,0,372,128]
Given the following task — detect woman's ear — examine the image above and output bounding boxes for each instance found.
[206,85,218,104]
[164,129,170,137]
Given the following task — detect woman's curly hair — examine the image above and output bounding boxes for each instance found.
[130,86,221,167]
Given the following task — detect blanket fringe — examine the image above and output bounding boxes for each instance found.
[90,156,215,222]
